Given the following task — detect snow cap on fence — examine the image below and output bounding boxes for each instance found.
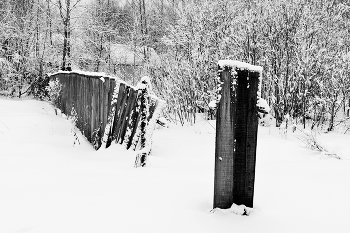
[136,82,147,90]
[47,70,122,81]
[209,100,217,108]
[218,60,263,73]
[137,76,153,91]
[141,76,151,84]
[257,98,271,113]
[48,70,105,77]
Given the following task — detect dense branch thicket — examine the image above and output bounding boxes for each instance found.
[1,0,349,131]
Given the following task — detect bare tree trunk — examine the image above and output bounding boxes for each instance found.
[95,35,103,72]
[303,91,306,129]
[58,0,80,71]
[35,3,40,58]
[139,0,148,61]
[46,0,53,45]
[328,99,336,132]
[62,21,68,70]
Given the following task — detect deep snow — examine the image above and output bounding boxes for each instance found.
[1,97,350,233]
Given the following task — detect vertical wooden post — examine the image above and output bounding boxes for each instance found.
[134,86,148,167]
[214,60,262,209]
[213,67,235,209]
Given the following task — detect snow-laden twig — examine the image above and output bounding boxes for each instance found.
[294,126,341,159]
[0,118,10,130]
[69,107,80,146]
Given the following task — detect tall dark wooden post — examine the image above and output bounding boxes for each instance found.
[214,60,262,209]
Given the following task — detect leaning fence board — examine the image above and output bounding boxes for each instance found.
[111,84,127,141]
[107,83,125,147]
[134,86,149,167]
[124,90,142,150]
[114,86,130,142]
[119,88,137,144]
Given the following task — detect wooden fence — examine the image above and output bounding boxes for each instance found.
[213,60,262,209]
[48,71,165,166]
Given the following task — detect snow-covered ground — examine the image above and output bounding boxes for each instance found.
[1,97,349,233]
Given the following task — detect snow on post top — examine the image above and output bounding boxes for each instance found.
[48,70,106,77]
[137,76,155,92]
[141,76,151,84]
[47,70,122,81]
[136,76,151,90]
[218,60,263,98]
[218,60,263,73]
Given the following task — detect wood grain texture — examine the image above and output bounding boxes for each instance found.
[214,66,260,209]
[119,88,137,144]
[125,90,142,150]
[214,67,236,209]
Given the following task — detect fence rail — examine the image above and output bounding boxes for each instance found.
[49,71,164,166]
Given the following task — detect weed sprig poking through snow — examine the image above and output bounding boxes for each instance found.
[294,126,341,159]
[69,107,80,146]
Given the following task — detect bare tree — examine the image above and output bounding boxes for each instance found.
[56,0,82,70]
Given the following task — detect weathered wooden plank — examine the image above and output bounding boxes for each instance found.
[119,88,137,144]
[213,67,236,209]
[102,77,110,137]
[76,75,79,126]
[232,69,249,206]
[213,64,260,209]
[243,71,260,208]
[65,74,69,115]
[72,74,77,122]
[125,90,142,150]
[147,97,157,122]
[87,76,92,141]
[69,74,73,115]
[79,76,83,130]
[80,76,84,135]
[130,110,142,151]
[114,86,130,143]
[98,77,103,132]
[61,75,66,115]
[134,87,149,167]
[91,78,96,143]
[83,76,88,138]
[110,83,126,143]
[104,79,118,148]
[61,75,66,114]
[107,79,115,115]
[67,74,71,115]
[102,78,107,132]
[67,74,71,114]
[95,78,102,145]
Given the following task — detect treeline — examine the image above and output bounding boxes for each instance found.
[150,0,350,131]
[1,0,350,131]
[0,0,145,97]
